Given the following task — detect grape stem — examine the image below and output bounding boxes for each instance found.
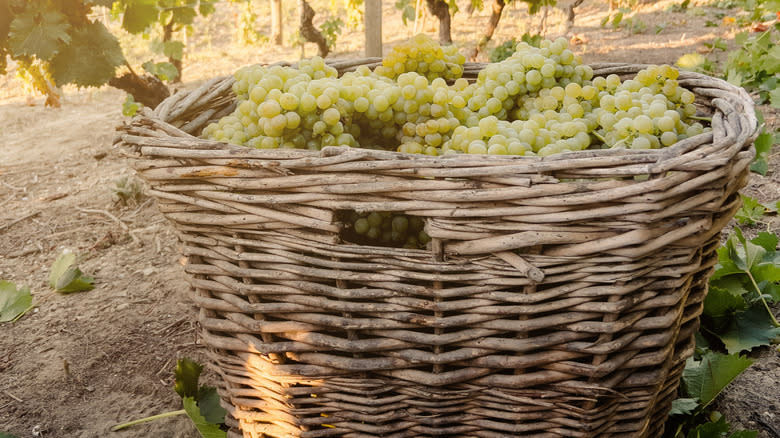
[688,115,712,122]
[110,410,187,431]
[592,131,607,145]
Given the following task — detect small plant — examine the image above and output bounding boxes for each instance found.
[666,0,691,13]
[724,26,780,107]
[703,229,780,353]
[111,175,145,206]
[112,358,227,437]
[600,8,647,34]
[122,95,142,117]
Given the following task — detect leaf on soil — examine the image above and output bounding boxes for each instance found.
[682,350,752,409]
[182,397,226,438]
[49,251,94,293]
[0,432,22,438]
[719,303,780,353]
[175,357,204,399]
[197,387,226,425]
[8,9,71,60]
[669,398,699,416]
[0,281,34,323]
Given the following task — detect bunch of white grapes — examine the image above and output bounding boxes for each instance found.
[347,211,430,249]
[374,34,466,82]
[201,35,710,247]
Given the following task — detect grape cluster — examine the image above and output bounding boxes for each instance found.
[202,36,711,247]
[347,211,430,249]
[374,34,466,82]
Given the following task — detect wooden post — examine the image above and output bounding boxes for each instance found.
[271,0,283,45]
[365,0,382,57]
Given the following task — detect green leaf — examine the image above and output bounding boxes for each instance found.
[175,358,203,399]
[720,303,780,353]
[198,0,217,16]
[142,60,178,81]
[196,387,226,425]
[50,20,125,87]
[170,6,197,25]
[704,285,745,317]
[123,94,141,117]
[49,251,77,288]
[48,251,95,293]
[735,195,765,224]
[182,397,227,438]
[752,231,778,251]
[751,132,774,175]
[8,9,71,60]
[0,432,22,438]
[677,53,707,71]
[682,350,752,408]
[669,398,699,416]
[0,280,34,323]
[122,0,159,34]
[162,40,184,60]
[770,87,780,108]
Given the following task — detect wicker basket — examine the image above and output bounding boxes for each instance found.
[120,61,758,438]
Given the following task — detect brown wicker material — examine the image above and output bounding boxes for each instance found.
[120,61,758,437]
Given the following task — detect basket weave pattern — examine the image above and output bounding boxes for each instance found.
[121,62,757,437]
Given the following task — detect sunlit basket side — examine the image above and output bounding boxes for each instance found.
[120,61,758,438]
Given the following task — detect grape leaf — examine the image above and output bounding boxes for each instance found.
[122,0,159,34]
[703,286,745,331]
[162,40,184,60]
[669,398,699,416]
[0,280,34,323]
[197,387,226,425]
[735,195,765,224]
[170,6,197,25]
[175,357,204,399]
[750,132,774,174]
[50,20,124,87]
[8,9,71,60]
[87,0,116,6]
[686,415,757,438]
[49,251,95,293]
[682,350,752,409]
[770,87,780,108]
[182,397,226,438]
[719,303,780,353]
[142,60,178,81]
[199,0,217,16]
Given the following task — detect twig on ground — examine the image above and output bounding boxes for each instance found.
[4,390,23,403]
[0,211,41,232]
[76,207,129,231]
[0,180,25,192]
[6,247,40,258]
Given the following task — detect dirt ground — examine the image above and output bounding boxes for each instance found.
[1,0,778,437]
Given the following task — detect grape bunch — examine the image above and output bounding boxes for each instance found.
[347,211,430,249]
[374,34,466,82]
[202,36,711,247]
